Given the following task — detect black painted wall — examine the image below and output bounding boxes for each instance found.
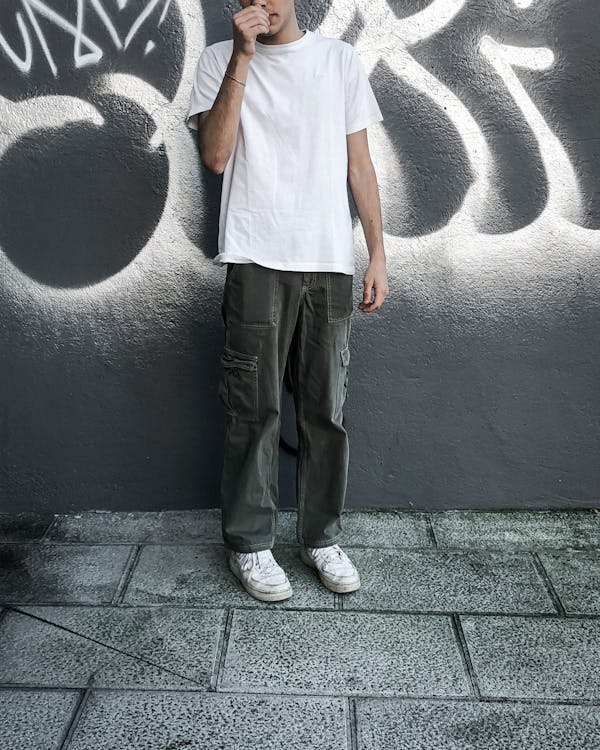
[1,0,599,512]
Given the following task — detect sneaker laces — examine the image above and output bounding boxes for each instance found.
[239,549,277,573]
[313,544,346,564]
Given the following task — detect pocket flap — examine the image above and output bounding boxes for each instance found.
[221,346,258,371]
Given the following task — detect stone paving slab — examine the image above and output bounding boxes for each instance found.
[460,615,600,700]
[0,606,224,690]
[431,510,600,549]
[0,543,133,604]
[122,543,335,609]
[220,609,470,697]
[47,511,223,544]
[66,690,349,750]
[342,547,555,613]
[0,688,79,750]
[355,697,600,749]
[276,509,433,547]
[0,513,54,542]
[538,550,600,614]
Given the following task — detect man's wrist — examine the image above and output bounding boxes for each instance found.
[229,50,252,73]
[368,248,386,264]
[225,54,250,88]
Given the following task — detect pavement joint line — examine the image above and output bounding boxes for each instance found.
[0,682,207,693]
[58,687,91,750]
[1,540,233,547]
[0,685,81,693]
[111,543,143,606]
[210,609,232,692]
[0,604,211,688]
[2,600,598,618]
[425,512,438,547]
[343,694,600,707]
[0,600,338,612]
[213,608,235,693]
[39,515,59,542]
[190,683,600,702]
[451,613,481,700]
[3,540,600,552]
[529,550,567,616]
[1,683,600,706]
[348,697,359,750]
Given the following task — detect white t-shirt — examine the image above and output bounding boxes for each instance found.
[186,29,383,275]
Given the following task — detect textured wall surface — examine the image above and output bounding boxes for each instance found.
[1,0,599,512]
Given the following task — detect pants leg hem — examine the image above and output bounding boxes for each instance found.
[300,533,343,549]
[223,539,275,553]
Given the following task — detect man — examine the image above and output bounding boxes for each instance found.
[186,0,388,602]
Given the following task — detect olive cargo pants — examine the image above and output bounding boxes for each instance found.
[219,261,353,553]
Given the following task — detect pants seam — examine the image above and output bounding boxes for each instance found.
[296,304,307,545]
[270,409,280,546]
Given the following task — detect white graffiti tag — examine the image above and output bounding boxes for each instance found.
[0,0,172,76]
[320,0,582,229]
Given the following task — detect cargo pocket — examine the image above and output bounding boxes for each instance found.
[218,346,259,421]
[338,345,350,412]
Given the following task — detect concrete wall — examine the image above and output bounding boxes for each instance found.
[1,0,598,512]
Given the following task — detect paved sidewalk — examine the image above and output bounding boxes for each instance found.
[0,508,599,749]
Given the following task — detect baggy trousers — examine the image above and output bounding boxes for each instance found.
[218,261,353,553]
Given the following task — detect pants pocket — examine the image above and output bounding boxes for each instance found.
[326,272,353,322]
[219,346,259,421]
[223,262,278,327]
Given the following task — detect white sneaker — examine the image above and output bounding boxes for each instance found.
[228,548,293,602]
[300,543,360,593]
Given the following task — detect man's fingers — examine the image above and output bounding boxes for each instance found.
[237,13,269,30]
[240,20,269,35]
[236,17,270,38]
[234,6,269,24]
[372,287,386,309]
[360,280,388,311]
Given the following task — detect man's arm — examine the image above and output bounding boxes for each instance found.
[197,52,250,174]
[196,4,270,174]
[347,128,389,312]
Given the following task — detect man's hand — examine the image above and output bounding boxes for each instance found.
[232,3,270,59]
[358,256,389,312]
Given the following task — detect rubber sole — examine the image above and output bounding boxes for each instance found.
[228,556,293,602]
[299,547,361,594]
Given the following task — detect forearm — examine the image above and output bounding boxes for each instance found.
[348,162,386,263]
[198,52,251,174]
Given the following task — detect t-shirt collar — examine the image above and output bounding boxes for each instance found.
[254,29,312,54]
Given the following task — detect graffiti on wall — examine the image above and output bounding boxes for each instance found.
[0,0,174,75]
[0,0,598,506]
[0,0,598,291]
[323,0,598,238]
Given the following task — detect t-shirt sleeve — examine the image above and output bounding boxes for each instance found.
[185,47,224,131]
[344,46,383,135]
